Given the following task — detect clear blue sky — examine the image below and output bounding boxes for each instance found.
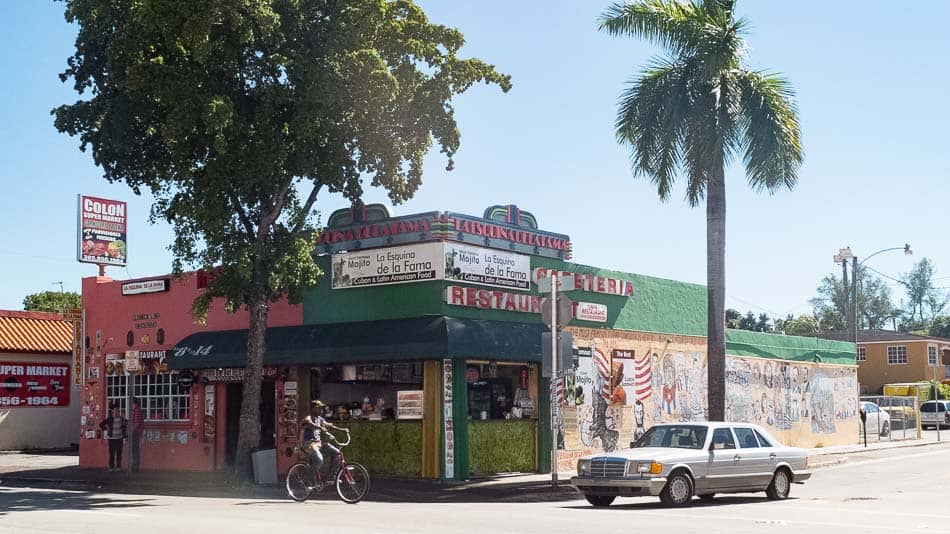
[2,1,948,320]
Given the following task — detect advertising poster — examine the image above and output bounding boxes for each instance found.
[331,242,442,288]
[77,195,128,266]
[396,390,424,420]
[443,243,530,291]
[0,362,71,408]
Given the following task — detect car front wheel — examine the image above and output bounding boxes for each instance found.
[766,469,791,500]
[881,421,890,437]
[660,471,693,507]
[585,495,616,507]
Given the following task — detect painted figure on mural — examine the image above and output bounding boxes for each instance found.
[609,361,627,406]
[764,361,774,389]
[662,355,676,415]
[633,400,646,440]
[809,372,837,434]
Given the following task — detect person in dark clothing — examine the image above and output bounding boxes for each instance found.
[99,404,128,472]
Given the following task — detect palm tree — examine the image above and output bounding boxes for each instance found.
[599,0,802,421]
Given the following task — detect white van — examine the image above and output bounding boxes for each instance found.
[920,400,950,429]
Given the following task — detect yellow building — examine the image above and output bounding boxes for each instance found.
[819,330,950,394]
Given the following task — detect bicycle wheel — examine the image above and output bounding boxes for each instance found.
[335,463,370,504]
[286,463,314,502]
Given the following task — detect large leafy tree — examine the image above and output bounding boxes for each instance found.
[901,258,948,324]
[810,267,899,331]
[54,0,510,476]
[599,0,802,420]
[23,291,82,313]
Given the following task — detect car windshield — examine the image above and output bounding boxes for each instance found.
[632,425,708,450]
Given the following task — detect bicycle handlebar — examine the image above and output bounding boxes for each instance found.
[327,427,351,447]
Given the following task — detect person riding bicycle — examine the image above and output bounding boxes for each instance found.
[300,400,342,478]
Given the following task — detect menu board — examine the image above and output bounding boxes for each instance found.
[396,390,424,420]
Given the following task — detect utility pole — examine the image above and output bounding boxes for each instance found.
[851,257,858,344]
[549,271,558,487]
[841,259,850,334]
[53,281,66,315]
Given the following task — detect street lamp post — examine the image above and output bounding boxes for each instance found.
[834,245,913,344]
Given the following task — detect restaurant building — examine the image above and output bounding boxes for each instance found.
[78,204,858,479]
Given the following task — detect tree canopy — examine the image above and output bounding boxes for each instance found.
[54,0,510,475]
[23,290,81,313]
[810,267,898,330]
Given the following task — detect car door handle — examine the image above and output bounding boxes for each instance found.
[733,455,741,461]
[770,453,776,460]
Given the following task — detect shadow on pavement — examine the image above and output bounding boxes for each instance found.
[0,487,155,516]
[561,494,795,511]
[1,466,583,504]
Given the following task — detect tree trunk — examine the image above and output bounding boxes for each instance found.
[234,291,268,478]
[706,164,726,422]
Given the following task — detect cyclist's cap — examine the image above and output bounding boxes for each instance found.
[311,400,326,408]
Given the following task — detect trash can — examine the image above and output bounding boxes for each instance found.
[251,448,278,485]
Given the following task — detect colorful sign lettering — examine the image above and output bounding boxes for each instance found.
[77,195,127,266]
[532,268,634,297]
[444,285,542,314]
[573,302,609,323]
[0,362,71,408]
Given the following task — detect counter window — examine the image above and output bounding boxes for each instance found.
[311,362,425,422]
[466,361,537,420]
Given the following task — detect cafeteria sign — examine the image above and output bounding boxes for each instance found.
[77,195,127,266]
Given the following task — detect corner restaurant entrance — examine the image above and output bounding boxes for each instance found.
[214,375,276,467]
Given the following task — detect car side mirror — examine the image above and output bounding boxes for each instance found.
[708,442,715,452]
[629,442,637,448]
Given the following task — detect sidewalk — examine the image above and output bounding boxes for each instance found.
[2,435,948,502]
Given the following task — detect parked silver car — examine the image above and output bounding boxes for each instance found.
[570,422,811,507]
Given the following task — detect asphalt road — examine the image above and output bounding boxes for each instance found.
[3,444,950,534]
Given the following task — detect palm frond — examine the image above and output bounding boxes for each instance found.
[737,70,803,193]
[616,60,693,200]
[598,0,707,56]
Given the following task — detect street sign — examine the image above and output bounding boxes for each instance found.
[541,294,573,329]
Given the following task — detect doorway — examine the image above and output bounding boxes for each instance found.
[224,381,277,466]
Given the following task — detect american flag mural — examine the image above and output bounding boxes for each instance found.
[634,352,652,403]
[593,348,611,401]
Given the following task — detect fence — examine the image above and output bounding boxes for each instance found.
[859,395,921,442]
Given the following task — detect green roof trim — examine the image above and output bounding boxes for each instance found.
[531,257,708,337]
[725,329,856,365]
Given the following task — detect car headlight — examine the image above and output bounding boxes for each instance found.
[626,461,663,476]
[577,459,591,476]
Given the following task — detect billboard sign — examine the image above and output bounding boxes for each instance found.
[0,362,71,408]
[78,195,127,266]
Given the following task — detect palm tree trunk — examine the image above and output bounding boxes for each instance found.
[706,163,726,422]
[234,290,268,478]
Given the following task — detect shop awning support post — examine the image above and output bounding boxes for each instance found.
[550,271,558,487]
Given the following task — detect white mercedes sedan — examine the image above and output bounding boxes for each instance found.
[570,422,811,507]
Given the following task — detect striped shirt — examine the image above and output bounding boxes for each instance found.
[110,418,125,440]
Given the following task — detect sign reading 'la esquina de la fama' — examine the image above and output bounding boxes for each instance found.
[315,204,572,260]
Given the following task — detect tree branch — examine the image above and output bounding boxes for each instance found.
[292,181,323,234]
[259,176,296,238]
[229,192,257,241]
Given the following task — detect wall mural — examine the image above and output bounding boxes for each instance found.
[557,328,859,470]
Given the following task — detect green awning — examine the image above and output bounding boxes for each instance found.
[169,316,544,370]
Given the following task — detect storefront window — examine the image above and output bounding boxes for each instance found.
[312,362,424,421]
[466,361,537,420]
[106,373,190,421]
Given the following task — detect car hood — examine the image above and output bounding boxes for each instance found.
[586,447,703,462]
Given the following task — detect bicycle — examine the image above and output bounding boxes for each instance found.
[285,428,371,504]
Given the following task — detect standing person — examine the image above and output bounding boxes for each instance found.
[99,404,128,472]
[130,398,145,472]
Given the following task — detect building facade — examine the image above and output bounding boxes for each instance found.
[0,310,79,450]
[78,204,858,479]
[817,330,950,394]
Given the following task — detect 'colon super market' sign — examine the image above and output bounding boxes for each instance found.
[331,242,530,290]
